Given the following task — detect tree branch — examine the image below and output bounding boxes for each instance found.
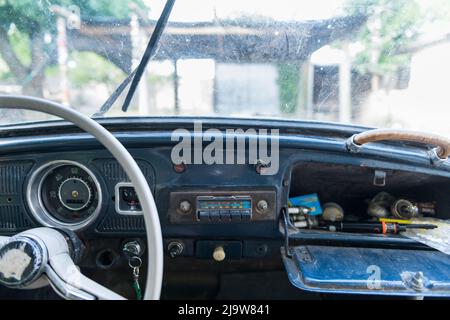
[396,34,450,55]
[0,28,29,80]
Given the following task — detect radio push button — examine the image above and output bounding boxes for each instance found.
[198,211,210,222]
[219,210,231,222]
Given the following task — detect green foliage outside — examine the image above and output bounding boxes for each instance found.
[278,63,300,114]
[0,0,145,94]
[68,52,125,88]
[277,0,449,114]
[0,0,145,35]
[345,0,423,76]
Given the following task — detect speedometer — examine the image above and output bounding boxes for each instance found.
[40,164,99,224]
[27,160,102,230]
[58,177,93,211]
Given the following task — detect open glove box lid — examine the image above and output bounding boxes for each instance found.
[282,245,450,297]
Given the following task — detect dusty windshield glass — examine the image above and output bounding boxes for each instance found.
[0,0,449,135]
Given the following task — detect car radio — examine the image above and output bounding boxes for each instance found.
[197,195,252,222]
[169,190,276,223]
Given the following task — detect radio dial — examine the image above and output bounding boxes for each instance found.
[179,201,192,214]
[257,200,269,213]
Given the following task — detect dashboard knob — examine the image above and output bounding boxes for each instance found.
[167,241,184,258]
[257,200,269,212]
[179,200,192,214]
[213,246,226,262]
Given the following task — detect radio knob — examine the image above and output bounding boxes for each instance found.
[213,246,226,262]
[179,200,192,214]
[257,200,269,212]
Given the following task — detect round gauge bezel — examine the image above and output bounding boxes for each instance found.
[26,160,103,231]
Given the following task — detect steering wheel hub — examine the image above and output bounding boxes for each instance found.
[0,236,47,288]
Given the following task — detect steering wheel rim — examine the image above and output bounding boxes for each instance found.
[0,95,163,300]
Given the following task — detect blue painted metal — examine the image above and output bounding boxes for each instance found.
[0,116,377,135]
[0,131,444,172]
[282,245,450,296]
[0,117,444,169]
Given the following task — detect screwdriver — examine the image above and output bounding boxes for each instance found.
[318,222,437,234]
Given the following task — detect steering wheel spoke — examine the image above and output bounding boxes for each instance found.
[0,236,7,248]
[0,95,163,300]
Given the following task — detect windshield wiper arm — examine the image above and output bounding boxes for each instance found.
[122,0,176,112]
[93,0,176,117]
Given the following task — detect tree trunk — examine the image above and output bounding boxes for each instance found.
[22,32,46,97]
[0,28,28,80]
[22,71,45,97]
[0,28,46,97]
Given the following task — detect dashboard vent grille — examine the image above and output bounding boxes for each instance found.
[0,205,33,231]
[97,160,153,183]
[0,161,33,195]
[98,216,145,232]
[0,161,35,232]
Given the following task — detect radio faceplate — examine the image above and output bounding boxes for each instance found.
[168,190,277,223]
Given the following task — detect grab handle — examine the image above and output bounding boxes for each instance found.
[346,129,450,161]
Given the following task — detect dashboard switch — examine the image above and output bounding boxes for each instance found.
[122,240,142,259]
[209,210,221,222]
[198,211,210,222]
[178,200,192,214]
[257,200,269,212]
[196,241,242,260]
[230,210,242,221]
[220,210,231,222]
[242,210,252,221]
[213,246,226,262]
[168,241,184,258]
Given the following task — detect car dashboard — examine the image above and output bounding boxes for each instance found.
[2,117,450,299]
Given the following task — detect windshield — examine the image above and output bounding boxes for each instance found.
[1,0,450,135]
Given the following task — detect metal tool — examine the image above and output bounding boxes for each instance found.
[288,206,318,229]
[318,221,437,234]
[288,206,312,215]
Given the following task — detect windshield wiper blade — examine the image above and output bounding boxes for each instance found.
[92,68,137,117]
[93,0,176,117]
[122,0,176,113]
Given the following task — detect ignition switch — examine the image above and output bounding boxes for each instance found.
[122,240,143,259]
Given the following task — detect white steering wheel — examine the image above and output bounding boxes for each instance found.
[0,95,163,300]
